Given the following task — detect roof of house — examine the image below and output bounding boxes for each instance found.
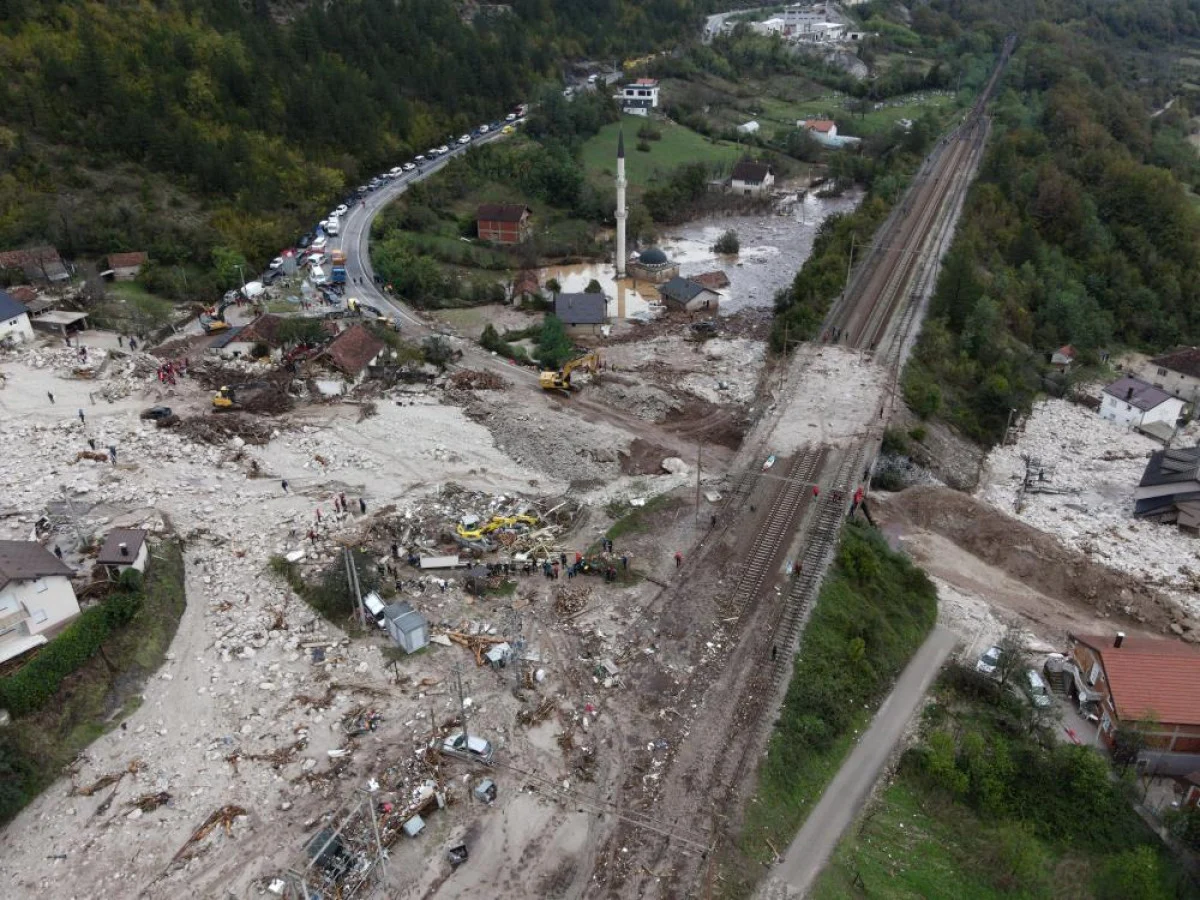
[6,285,36,304]
[324,323,385,375]
[1138,446,1200,489]
[659,277,712,305]
[0,246,61,269]
[237,314,285,346]
[1150,347,1200,380]
[1053,344,1076,359]
[555,293,607,326]
[208,326,245,349]
[0,541,73,590]
[1073,633,1200,726]
[107,251,148,269]
[1103,375,1176,412]
[804,119,836,133]
[635,78,658,86]
[0,290,29,321]
[693,270,731,290]
[95,528,148,565]
[476,204,530,223]
[732,160,772,183]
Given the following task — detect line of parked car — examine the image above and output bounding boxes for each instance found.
[975,645,1052,708]
[257,105,529,284]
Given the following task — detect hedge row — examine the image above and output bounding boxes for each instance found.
[0,593,142,717]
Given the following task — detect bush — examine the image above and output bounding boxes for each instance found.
[636,140,651,153]
[637,123,662,142]
[711,229,740,255]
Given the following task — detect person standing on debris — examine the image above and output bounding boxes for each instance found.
[308,529,317,545]
[77,408,85,424]
[812,485,820,498]
[552,561,560,580]
[359,497,367,515]
[47,391,55,404]
[281,479,289,493]
[674,551,682,568]
[621,554,628,571]
[87,438,96,451]
[129,337,137,351]
[559,552,567,568]
[315,507,322,524]
[108,445,117,464]
[53,546,63,560]
[118,335,123,348]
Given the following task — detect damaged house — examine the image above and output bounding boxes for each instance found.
[1134,445,1200,531]
[315,323,386,394]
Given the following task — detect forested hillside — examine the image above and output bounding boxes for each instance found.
[0,0,709,298]
[904,0,1200,443]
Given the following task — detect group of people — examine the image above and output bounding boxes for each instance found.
[304,492,369,545]
[156,358,188,385]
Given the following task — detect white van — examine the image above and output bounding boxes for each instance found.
[310,265,328,285]
[362,591,386,628]
[324,218,340,237]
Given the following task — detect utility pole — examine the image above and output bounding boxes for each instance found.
[695,440,703,529]
[343,547,366,628]
[453,663,469,735]
[58,484,88,552]
[845,232,856,291]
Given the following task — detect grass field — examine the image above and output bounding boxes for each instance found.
[580,115,741,190]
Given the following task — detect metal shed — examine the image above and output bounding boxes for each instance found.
[383,600,429,654]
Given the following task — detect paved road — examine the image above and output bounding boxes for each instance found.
[759,625,957,899]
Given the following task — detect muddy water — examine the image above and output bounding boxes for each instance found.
[534,189,863,320]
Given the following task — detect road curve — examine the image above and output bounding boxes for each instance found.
[758,625,956,899]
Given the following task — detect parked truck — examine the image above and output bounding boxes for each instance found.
[332,266,347,284]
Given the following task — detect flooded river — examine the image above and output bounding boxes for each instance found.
[535,189,863,320]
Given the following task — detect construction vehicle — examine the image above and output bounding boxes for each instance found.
[539,351,601,393]
[212,381,269,410]
[456,513,538,542]
[199,297,235,334]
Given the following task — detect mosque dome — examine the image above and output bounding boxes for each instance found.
[638,247,669,266]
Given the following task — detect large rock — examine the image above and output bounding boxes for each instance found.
[661,457,689,475]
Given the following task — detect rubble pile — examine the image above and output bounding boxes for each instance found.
[448,369,505,392]
[600,380,680,421]
[601,336,767,407]
[178,414,279,446]
[466,398,628,483]
[977,396,1200,617]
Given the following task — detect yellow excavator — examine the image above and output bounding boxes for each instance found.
[212,381,268,410]
[539,351,600,394]
[199,297,235,334]
[456,513,539,542]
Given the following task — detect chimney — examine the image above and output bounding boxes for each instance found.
[1115,632,1125,649]
[119,542,128,557]
[1125,387,1134,401]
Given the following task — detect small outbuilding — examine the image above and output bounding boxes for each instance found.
[1050,344,1076,370]
[95,528,149,580]
[555,292,608,332]
[658,276,720,314]
[383,601,429,654]
[103,252,148,281]
[736,120,760,136]
[0,290,34,346]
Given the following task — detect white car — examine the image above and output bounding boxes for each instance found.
[268,257,283,270]
[438,144,449,154]
[427,147,440,157]
[335,204,348,216]
[975,645,1002,678]
[311,236,328,252]
[458,134,471,145]
[414,154,426,163]
[479,124,490,134]
[439,732,495,765]
[403,162,416,171]
[506,113,517,122]
[388,167,403,178]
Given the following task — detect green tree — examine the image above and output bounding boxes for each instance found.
[537,313,573,369]
[585,278,602,294]
[989,822,1050,895]
[1097,847,1169,900]
[211,246,249,290]
[712,229,739,255]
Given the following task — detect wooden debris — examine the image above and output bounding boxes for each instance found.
[73,758,147,796]
[554,586,592,618]
[129,791,172,813]
[517,697,555,728]
[170,804,248,867]
[444,631,507,666]
[449,369,504,391]
[74,450,109,464]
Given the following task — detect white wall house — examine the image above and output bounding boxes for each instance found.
[614,79,659,116]
[731,160,775,195]
[0,541,79,664]
[1143,348,1200,408]
[0,290,34,345]
[1101,375,1185,437]
[95,528,149,580]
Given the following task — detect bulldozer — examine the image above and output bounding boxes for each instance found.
[199,297,235,334]
[539,351,601,394]
[212,381,269,410]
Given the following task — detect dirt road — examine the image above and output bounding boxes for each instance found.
[757,625,957,899]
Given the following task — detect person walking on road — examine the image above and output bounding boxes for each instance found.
[674,551,682,569]
[47,391,55,404]
[108,445,117,464]
[359,497,367,515]
[281,479,289,493]
[78,408,85,424]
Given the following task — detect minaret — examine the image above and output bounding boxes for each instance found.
[615,129,627,278]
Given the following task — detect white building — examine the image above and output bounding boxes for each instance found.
[1101,375,1185,440]
[730,159,775,195]
[737,120,760,135]
[0,541,79,664]
[95,528,149,580]
[614,79,659,116]
[1143,347,1200,408]
[0,289,34,345]
[751,16,786,35]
